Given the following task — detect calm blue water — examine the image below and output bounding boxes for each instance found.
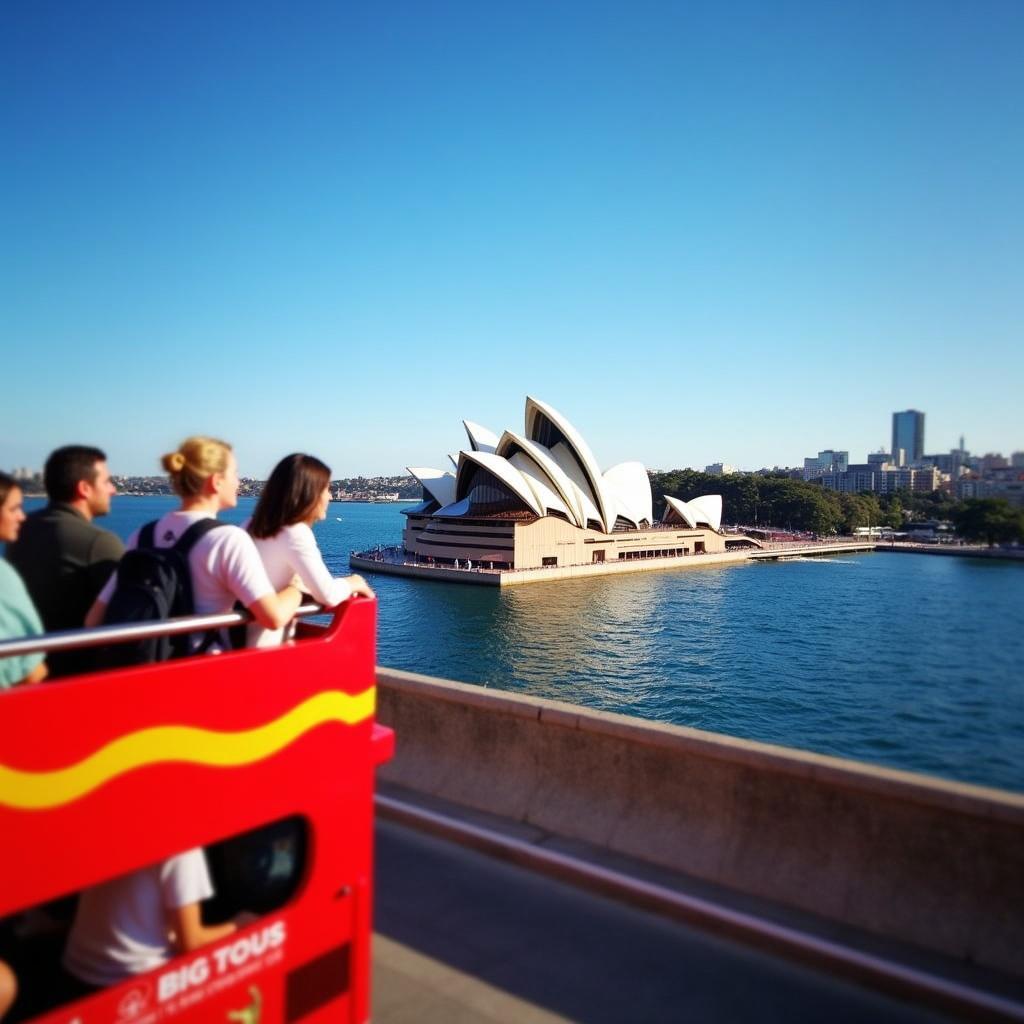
[23,496,1024,793]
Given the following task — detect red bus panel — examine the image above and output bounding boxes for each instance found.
[0,597,392,1023]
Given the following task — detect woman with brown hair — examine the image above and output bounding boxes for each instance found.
[248,454,373,647]
[86,437,302,643]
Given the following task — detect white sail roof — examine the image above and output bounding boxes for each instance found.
[507,452,574,521]
[524,396,616,533]
[407,467,457,508]
[603,461,653,527]
[495,430,586,527]
[663,495,695,528]
[689,494,723,531]
[463,420,499,454]
[548,441,605,530]
[455,451,545,517]
[663,494,723,531]
[412,396,717,537]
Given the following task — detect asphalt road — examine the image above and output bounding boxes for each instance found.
[372,819,949,1024]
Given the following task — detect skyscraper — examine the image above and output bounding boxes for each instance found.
[892,410,925,466]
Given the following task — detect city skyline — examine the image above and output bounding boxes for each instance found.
[3,2,1022,477]
[9,412,1021,483]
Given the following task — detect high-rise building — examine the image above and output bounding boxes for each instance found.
[803,450,848,480]
[891,410,924,466]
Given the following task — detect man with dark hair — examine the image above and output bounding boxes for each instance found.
[7,446,124,677]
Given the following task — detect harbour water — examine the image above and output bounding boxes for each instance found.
[27,496,1024,793]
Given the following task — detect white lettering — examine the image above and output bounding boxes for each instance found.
[212,920,288,975]
[212,945,232,974]
[157,957,209,1002]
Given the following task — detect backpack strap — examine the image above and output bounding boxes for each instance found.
[138,521,158,550]
[172,518,233,654]
[173,517,231,556]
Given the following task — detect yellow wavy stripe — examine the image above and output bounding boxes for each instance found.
[0,687,375,811]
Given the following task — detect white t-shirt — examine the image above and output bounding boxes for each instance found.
[249,522,352,647]
[63,849,214,986]
[99,511,274,616]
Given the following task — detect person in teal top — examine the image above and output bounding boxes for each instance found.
[0,471,47,689]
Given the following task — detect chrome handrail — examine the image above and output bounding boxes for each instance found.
[0,601,326,658]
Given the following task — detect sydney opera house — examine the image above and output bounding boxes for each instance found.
[384,397,758,576]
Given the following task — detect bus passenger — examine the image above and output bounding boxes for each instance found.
[0,472,47,689]
[6,447,123,677]
[86,438,301,642]
[62,849,245,990]
[247,454,374,647]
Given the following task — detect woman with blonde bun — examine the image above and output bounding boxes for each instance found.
[86,437,301,641]
[247,454,374,647]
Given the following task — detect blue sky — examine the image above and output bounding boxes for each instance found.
[2,1,1022,478]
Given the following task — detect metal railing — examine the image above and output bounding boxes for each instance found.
[0,601,326,659]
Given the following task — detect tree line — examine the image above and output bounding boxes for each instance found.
[648,470,1024,546]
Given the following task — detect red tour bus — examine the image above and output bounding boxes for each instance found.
[0,597,393,1024]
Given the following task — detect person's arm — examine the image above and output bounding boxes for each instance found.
[168,902,236,953]
[217,529,304,631]
[22,661,47,685]
[246,584,303,631]
[0,956,17,1020]
[1,563,49,687]
[87,530,125,595]
[84,599,106,628]
[285,526,378,607]
[162,848,251,954]
[84,527,137,627]
[344,574,374,599]
[286,527,350,606]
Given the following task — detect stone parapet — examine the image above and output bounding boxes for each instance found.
[375,667,1024,978]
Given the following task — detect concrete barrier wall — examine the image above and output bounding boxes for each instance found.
[375,668,1024,977]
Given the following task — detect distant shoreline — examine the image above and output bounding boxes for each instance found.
[884,542,1024,562]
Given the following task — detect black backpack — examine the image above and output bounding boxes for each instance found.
[100,518,230,667]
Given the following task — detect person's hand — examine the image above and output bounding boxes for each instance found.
[346,574,375,599]
[233,910,260,929]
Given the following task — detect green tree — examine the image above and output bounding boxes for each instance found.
[650,471,847,533]
[894,488,960,523]
[952,499,1024,547]
[837,492,882,534]
[881,494,904,529]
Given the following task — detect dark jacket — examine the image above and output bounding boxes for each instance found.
[6,503,124,677]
